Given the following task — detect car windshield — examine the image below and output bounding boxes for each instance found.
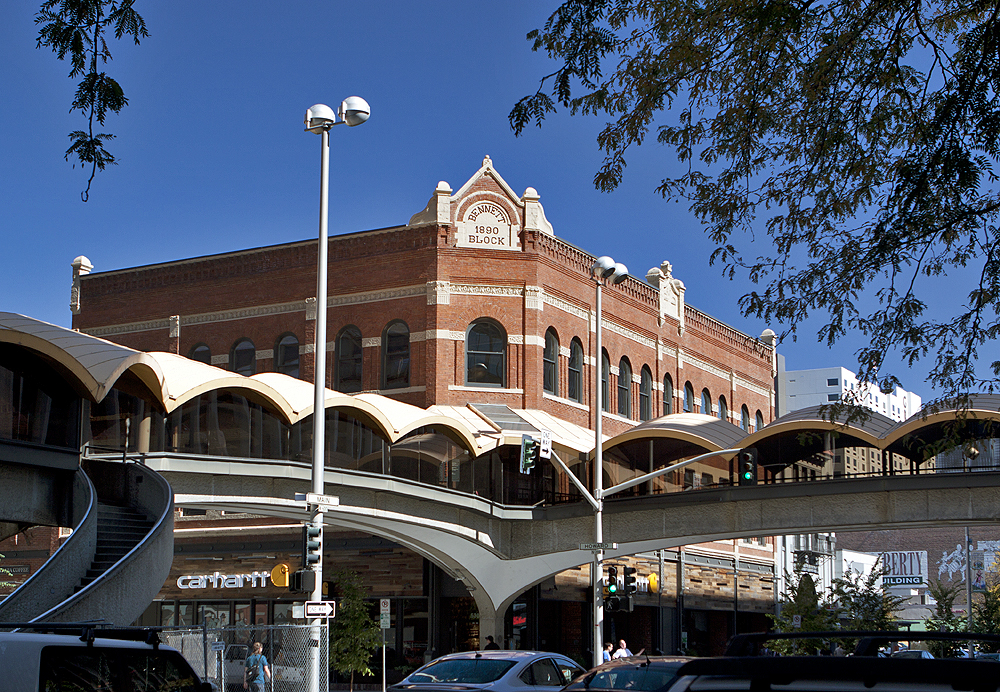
[410,658,517,684]
[39,646,203,692]
[577,665,685,691]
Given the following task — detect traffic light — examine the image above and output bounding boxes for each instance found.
[738,448,758,485]
[302,524,323,567]
[520,434,539,472]
[623,566,637,594]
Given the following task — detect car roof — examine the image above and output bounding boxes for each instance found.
[428,650,571,661]
[676,656,999,690]
[0,631,170,650]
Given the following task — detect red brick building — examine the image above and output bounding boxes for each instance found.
[65,156,778,658]
[72,156,775,437]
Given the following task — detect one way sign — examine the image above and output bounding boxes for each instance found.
[304,601,336,618]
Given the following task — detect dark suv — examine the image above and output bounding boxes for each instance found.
[667,631,1000,692]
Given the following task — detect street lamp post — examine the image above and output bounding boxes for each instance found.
[590,256,628,667]
[304,97,370,692]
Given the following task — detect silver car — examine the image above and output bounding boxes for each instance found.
[390,650,585,692]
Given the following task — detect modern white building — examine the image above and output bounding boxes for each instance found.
[775,365,922,611]
[780,366,921,422]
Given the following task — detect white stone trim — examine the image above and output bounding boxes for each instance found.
[684,352,731,381]
[525,285,544,311]
[427,281,451,305]
[375,385,427,395]
[169,315,180,339]
[82,300,310,338]
[302,344,315,354]
[544,293,589,321]
[523,334,543,347]
[633,373,642,385]
[417,329,465,341]
[328,285,425,308]
[508,335,524,345]
[211,355,228,365]
[610,365,620,377]
[256,349,274,360]
[542,392,590,412]
[305,297,317,321]
[448,385,524,394]
[559,346,571,358]
[452,284,524,298]
[735,375,771,398]
[362,337,381,348]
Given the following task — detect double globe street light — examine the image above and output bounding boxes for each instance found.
[590,256,627,667]
[304,97,370,692]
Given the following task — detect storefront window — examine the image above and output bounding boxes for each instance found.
[402,599,429,668]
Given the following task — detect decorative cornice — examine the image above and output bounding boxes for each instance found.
[543,292,589,321]
[328,285,424,308]
[525,285,544,311]
[451,284,524,298]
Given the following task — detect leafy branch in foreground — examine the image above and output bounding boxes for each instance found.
[512,0,1000,412]
[35,0,147,201]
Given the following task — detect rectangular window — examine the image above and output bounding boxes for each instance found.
[828,393,840,401]
[827,378,839,386]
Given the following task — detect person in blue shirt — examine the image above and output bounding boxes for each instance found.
[244,641,271,692]
[602,642,613,662]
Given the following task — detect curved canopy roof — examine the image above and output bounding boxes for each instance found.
[605,413,747,455]
[1,313,483,454]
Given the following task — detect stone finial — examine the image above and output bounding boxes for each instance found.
[521,187,554,235]
[409,180,453,226]
[482,154,493,169]
[647,260,685,333]
[759,328,777,347]
[70,255,93,315]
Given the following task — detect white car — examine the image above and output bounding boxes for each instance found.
[390,650,585,692]
[1,625,214,692]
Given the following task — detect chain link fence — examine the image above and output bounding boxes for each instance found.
[162,623,329,692]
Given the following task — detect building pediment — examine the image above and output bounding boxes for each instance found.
[408,156,554,248]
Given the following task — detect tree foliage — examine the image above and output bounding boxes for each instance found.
[924,579,967,657]
[833,559,906,633]
[769,570,841,654]
[35,0,147,201]
[329,569,382,691]
[973,557,1000,651]
[512,0,1000,405]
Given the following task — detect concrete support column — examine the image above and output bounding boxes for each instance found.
[473,591,504,649]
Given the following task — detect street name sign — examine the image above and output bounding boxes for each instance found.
[580,542,618,551]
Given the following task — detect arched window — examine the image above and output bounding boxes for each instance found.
[189,343,211,365]
[618,357,632,418]
[543,328,559,395]
[568,338,584,403]
[741,405,750,431]
[601,349,611,412]
[718,395,728,421]
[466,319,506,387]
[382,321,410,389]
[231,339,255,376]
[336,326,363,393]
[663,374,674,415]
[701,389,712,415]
[755,410,765,432]
[683,382,695,413]
[275,333,299,377]
[639,366,652,421]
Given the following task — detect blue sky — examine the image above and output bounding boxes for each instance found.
[1,2,943,400]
